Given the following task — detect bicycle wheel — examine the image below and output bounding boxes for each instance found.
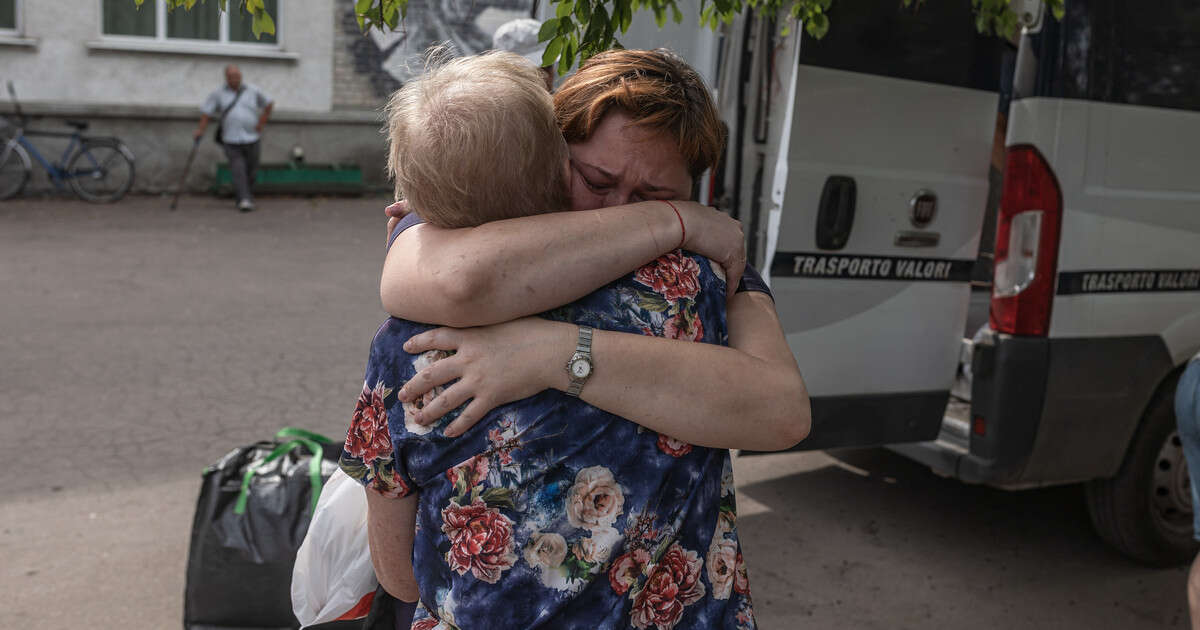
[67,142,134,203]
[0,141,31,201]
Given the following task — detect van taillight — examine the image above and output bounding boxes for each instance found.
[990,145,1062,336]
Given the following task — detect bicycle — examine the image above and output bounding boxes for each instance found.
[0,82,135,203]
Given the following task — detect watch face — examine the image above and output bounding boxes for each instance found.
[570,357,592,379]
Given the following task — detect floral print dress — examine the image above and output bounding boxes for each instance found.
[340,250,758,630]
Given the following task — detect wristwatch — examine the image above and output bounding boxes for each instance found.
[564,326,594,397]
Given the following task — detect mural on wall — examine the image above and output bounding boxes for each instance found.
[342,0,536,97]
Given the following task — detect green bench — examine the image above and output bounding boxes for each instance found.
[213,162,366,196]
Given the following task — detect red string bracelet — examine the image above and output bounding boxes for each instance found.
[660,200,685,251]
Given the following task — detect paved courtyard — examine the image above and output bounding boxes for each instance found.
[0,195,1188,628]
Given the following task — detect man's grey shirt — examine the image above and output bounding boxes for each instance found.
[202,83,272,145]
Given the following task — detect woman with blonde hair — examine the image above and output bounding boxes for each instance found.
[348,48,810,628]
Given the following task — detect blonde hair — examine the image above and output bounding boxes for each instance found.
[386,50,570,228]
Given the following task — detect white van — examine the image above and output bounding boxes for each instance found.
[706,0,1200,565]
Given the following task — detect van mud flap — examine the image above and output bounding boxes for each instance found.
[745,391,949,453]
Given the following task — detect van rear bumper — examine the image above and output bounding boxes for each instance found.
[891,332,1174,487]
[796,390,949,451]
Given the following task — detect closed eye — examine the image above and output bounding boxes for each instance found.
[572,160,615,194]
[632,191,676,203]
[581,174,612,193]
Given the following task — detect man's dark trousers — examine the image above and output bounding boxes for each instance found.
[223,141,260,205]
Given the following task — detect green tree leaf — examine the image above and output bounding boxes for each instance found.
[558,35,576,74]
[805,10,828,39]
[543,35,565,66]
[252,10,275,38]
[539,16,560,41]
[135,0,1064,71]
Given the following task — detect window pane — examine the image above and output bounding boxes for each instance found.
[167,2,219,40]
[0,0,15,30]
[102,0,156,37]
[1110,0,1200,111]
[798,0,1005,92]
[1044,0,1200,112]
[229,0,277,44]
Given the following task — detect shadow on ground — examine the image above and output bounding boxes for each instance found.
[734,447,1186,629]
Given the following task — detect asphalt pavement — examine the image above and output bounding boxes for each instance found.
[0,195,1188,628]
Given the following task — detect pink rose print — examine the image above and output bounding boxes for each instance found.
[663,311,704,341]
[402,350,451,436]
[446,455,490,490]
[734,551,751,596]
[657,434,693,458]
[634,251,702,302]
[524,532,568,570]
[411,619,439,630]
[608,548,652,595]
[706,538,738,600]
[566,466,625,531]
[440,499,517,584]
[345,381,393,464]
[630,543,706,630]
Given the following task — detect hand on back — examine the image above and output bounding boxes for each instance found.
[384,200,409,244]
[673,201,746,296]
[396,318,573,437]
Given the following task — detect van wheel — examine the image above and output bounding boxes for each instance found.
[1086,373,1197,566]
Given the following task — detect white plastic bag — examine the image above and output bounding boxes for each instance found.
[291,468,379,627]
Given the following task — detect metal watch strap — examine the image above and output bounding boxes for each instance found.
[566,326,593,397]
[575,326,593,354]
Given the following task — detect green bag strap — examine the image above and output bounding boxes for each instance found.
[275,426,335,445]
[234,437,326,516]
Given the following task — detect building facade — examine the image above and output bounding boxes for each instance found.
[0,0,535,193]
[0,0,719,194]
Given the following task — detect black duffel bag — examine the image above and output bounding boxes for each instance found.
[184,427,340,630]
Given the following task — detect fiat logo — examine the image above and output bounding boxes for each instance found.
[910,190,937,228]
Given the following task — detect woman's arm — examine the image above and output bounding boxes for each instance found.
[398,291,811,452]
[381,200,746,327]
[364,490,420,603]
[576,290,809,450]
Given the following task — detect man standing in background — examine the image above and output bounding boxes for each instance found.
[193,65,273,212]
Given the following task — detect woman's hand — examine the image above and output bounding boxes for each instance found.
[397,318,574,437]
[384,200,408,244]
[673,201,747,296]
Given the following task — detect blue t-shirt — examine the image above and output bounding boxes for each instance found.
[341,234,760,628]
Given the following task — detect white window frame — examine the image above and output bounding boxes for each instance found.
[0,0,34,47]
[0,0,18,35]
[0,0,17,34]
[92,0,294,61]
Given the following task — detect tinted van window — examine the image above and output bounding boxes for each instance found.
[799,0,1006,92]
[1035,0,1200,111]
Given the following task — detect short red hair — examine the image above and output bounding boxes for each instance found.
[554,48,725,177]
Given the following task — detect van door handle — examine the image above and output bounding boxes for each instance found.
[816,175,856,250]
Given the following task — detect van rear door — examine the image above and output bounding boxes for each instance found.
[729,2,1008,449]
